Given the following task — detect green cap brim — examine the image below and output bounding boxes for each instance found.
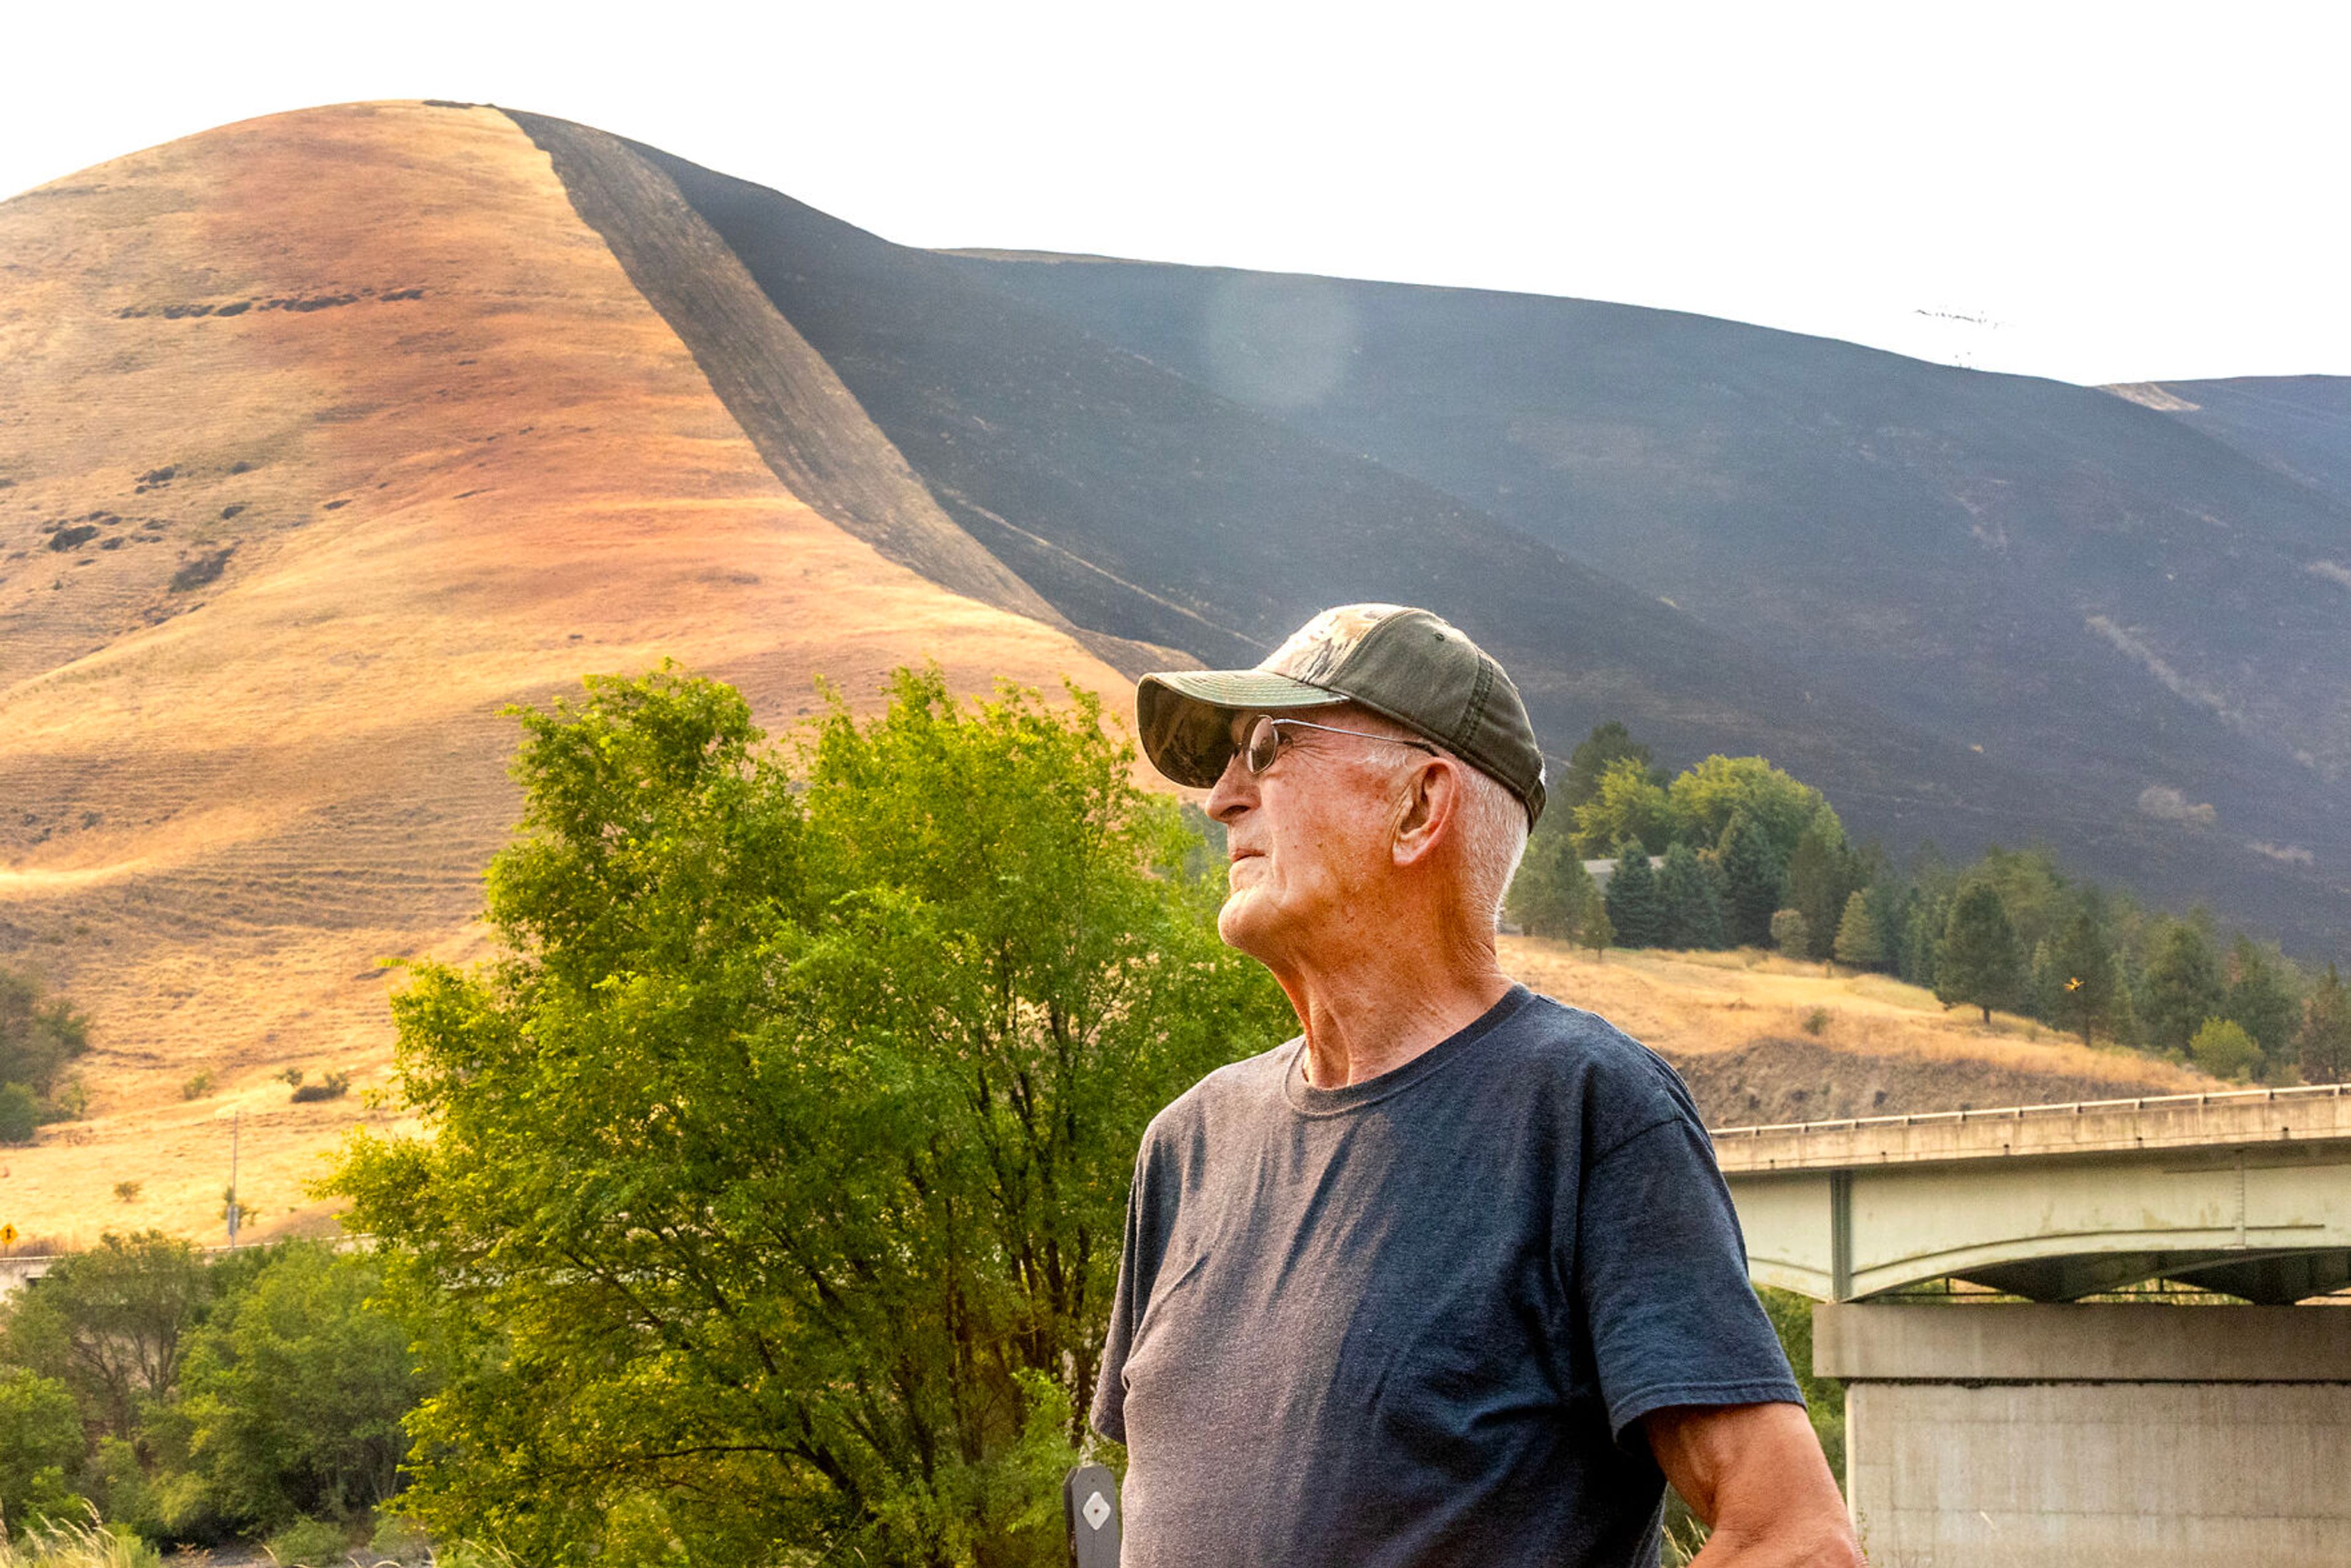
[1136,669,1343,787]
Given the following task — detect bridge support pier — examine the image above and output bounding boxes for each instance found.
[1815,1303,2351,1566]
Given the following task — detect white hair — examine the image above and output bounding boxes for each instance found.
[1453,762,1531,931]
[1344,707,1529,929]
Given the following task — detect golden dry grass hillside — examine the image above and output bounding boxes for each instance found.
[0,102,1138,1245]
[1501,935,2218,1124]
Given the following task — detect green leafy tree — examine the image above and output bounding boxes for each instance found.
[2047,908,2116,1048]
[0,1231,209,1444]
[174,1243,430,1533]
[1832,891,1885,971]
[0,1367,86,1528]
[1657,843,1725,951]
[1602,838,1667,949]
[1560,721,1660,813]
[1570,757,1681,859]
[2222,936,2301,1071]
[2298,964,2351,1083]
[1666,757,1826,867]
[2142,921,2225,1056]
[1935,883,2023,1026]
[1714,812,1784,949]
[331,665,1293,1567]
[2190,1017,2261,1081]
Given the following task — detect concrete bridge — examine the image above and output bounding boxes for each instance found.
[1714,1083,2351,1566]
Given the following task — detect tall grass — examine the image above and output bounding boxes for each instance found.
[0,1520,160,1568]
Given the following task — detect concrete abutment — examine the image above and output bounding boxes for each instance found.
[1815,1303,2351,1566]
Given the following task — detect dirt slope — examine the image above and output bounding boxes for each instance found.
[0,102,1133,1244]
[1499,936,2213,1126]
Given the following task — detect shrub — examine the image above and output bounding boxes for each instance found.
[179,1073,213,1102]
[0,1084,39,1145]
[274,1068,304,1089]
[261,1515,351,1567]
[111,1183,140,1205]
[2190,1017,2261,1082]
[1801,1007,1831,1037]
[288,1073,348,1105]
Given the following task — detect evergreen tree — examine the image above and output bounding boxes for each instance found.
[1785,808,1856,961]
[2222,936,2301,1070]
[2298,964,2351,1084]
[1935,882,2023,1026]
[1659,842,1726,950]
[2025,939,2058,1024]
[2105,951,2142,1048]
[1832,890,1886,970]
[1900,896,1945,989]
[1715,811,1785,948]
[1562,721,1660,812]
[2048,907,2116,1048]
[1579,892,1615,960]
[1505,818,1592,939]
[1769,909,1810,958]
[1603,838,1667,949]
[2142,921,2225,1056]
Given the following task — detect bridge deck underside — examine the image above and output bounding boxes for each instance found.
[1730,1144,2351,1304]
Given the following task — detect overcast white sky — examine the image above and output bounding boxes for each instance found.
[6,1,2339,386]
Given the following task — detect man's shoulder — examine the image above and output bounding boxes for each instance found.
[1496,989,1707,1148]
[1138,1037,1297,1151]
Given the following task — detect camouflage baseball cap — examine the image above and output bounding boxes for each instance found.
[1136,604,1547,825]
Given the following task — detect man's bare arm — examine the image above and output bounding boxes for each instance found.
[1642,1401,1862,1567]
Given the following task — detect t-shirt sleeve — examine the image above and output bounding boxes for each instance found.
[1090,1138,1163,1445]
[1573,1110,1805,1446]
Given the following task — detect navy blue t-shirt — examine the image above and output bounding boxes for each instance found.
[1092,985,1801,1567]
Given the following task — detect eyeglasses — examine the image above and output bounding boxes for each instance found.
[1235,714,1439,778]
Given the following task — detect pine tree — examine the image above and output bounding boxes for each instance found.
[1506,819,1592,939]
[1578,891,1615,960]
[1562,721,1659,812]
[2298,964,2351,1084]
[1769,909,1810,958]
[1603,838,1667,949]
[1785,808,1856,961]
[2223,936,2301,1069]
[2142,921,2225,1056]
[1900,897,1944,990]
[1833,890,1886,970]
[2105,951,2142,1048]
[1715,811,1784,948]
[1935,882,2023,1026]
[1659,842,1725,950]
[2048,908,2115,1048]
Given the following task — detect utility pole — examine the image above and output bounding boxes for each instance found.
[226,1110,241,1247]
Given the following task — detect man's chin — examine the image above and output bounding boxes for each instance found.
[1216,891,1272,958]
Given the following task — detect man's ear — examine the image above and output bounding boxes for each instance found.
[1390,759,1460,868]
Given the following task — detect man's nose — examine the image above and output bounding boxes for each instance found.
[1204,747,1256,823]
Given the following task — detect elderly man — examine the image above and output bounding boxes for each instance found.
[1092,605,1860,1567]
